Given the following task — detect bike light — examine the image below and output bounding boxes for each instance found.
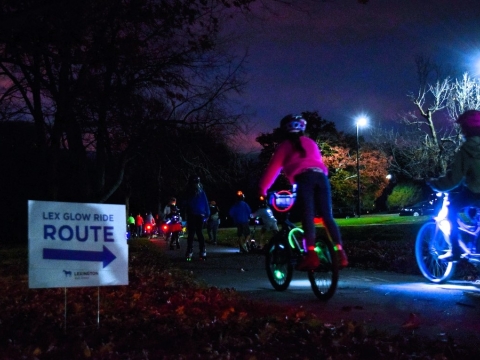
[272,190,294,212]
[438,219,451,236]
[274,270,284,280]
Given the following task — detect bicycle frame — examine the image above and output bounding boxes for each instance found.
[436,192,480,261]
[415,192,480,283]
[264,188,339,300]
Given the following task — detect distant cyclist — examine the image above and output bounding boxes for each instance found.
[164,197,182,250]
[229,191,252,253]
[258,114,348,270]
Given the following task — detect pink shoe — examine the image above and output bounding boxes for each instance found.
[296,250,320,271]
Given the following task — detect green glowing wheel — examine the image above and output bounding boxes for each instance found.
[308,238,339,301]
[265,239,293,291]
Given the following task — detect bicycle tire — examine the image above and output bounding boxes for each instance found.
[415,220,456,283]
[265,236,293,291]
[308,238,339,300]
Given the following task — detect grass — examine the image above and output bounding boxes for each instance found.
[333,214,433,226]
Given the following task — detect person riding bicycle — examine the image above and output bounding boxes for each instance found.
[258,114,348,270]
[427,109,480,262]
[229,191,252,253]
[164,197,182,250]
[250,196,279,250]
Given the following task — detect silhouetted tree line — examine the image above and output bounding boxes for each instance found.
[0,0,258,241]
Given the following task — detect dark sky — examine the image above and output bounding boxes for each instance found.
[230,0,480,150]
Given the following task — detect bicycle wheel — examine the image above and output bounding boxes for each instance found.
[308,238,339,301]
[415,221,456,283]
[265,236,293,291]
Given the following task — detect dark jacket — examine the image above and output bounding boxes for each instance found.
[185,191,210,218]
[229,201,251,225]
[429,136,480,193]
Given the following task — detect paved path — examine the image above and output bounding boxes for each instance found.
[152,237,480,347]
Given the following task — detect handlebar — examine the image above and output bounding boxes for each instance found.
[267,189,296,213]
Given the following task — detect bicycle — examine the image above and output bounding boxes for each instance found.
[415,192,480,283]
[264,189,339,300]
[245,217,260,252]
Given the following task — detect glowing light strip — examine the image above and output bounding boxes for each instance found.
[287,227,304,250]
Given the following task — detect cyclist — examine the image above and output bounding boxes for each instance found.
[251,197,278,250]
[258,114,348,270]
[127,213,135,237]
[427,109,480,262]
[229,191,252,253]
[164,197,182,250]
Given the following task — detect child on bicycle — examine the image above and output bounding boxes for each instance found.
[229,191,252,253]
[250,197,279,249]
[427,109,480,262]
[258,114,348,270]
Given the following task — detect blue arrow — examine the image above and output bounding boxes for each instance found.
[43,246,116,268]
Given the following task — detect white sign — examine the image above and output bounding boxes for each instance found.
[28,200,128,288]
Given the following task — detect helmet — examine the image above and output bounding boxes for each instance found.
[236,190,245,200]
[259,195,268,208]
[280,114,307,133]
[456,110,480,137]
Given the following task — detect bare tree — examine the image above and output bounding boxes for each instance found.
[447,73,480,120]
[0,0,253,203]
[374,58,480,180]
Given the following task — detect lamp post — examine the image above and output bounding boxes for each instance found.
[355,116,368,217]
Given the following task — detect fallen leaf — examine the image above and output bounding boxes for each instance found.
[402,313,420,329]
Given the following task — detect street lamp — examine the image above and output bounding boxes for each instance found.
[355,116,368,217]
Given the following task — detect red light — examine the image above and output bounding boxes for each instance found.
[272,190,294,212]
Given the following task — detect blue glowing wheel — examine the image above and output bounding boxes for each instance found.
[415,221,455,283]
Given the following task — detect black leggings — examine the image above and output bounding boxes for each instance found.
[186,214,206,253]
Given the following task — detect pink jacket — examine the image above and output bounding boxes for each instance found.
[258,136,328,195]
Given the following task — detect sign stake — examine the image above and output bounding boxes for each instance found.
[97,287,100,328]
[64,287,67,333]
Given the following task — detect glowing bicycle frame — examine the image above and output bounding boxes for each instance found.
[415,192,480,283]
[265,188,339,301]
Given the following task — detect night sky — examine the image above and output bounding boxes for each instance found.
[230,0,480,150]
